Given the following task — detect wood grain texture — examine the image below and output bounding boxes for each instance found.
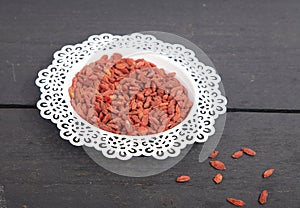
[0,0,299,207]
[0,0,300,109]
[0,109,299,207]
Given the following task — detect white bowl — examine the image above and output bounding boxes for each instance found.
[36,33,227,160]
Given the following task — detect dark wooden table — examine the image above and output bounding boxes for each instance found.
[1,0,299,207]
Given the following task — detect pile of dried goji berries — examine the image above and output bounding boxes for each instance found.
[176,147,275,207]
[69,53,193,136]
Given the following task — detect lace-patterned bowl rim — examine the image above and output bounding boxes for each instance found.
[36,33,227,160]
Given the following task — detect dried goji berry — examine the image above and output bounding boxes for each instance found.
[209,151,219,159]
[210,160,226,170]
[263,168,275,178]
[232,150,243,159]
[226,198,246,207]
[213,173,223,184]
[258,190,268,204]
[68,87,74,99]
[241,147,256,156]
[176,175,190,183]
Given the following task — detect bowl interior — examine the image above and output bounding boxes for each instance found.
[64,49,198,138]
